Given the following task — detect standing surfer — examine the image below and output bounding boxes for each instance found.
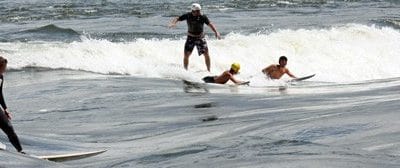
[169,3,221,72]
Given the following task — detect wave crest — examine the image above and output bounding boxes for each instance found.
[2,24,400,83]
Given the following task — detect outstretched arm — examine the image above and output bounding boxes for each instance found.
[230,74,249,85]
[231,77,249,85]
[230,76,241,84]
[208,22,221,39]
[168,17,180,28]
[286,69,297,78]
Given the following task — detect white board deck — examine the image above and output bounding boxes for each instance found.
[35,149,107,162]
[290,74,316,82]
[0,142,6,150]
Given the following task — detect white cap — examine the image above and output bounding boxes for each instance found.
[191,3,201,11]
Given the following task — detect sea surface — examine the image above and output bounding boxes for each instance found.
[0,0,400,167]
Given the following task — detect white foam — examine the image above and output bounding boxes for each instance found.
[2,24,400,83]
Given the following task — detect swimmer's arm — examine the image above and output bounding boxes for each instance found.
[286,69,297,78]
[229,74,245,84]
[230,77,242,84]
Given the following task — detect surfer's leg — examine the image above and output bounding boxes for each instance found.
[0,110,23,152]
[184,51,192,70]
[184,37,195,70]
[203,51,210,72]
[195,38,210,72]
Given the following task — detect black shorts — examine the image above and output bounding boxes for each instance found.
[202,76,216,83]
[184,36,208,56]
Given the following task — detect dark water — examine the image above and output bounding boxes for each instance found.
[1,70,400,167]
[0,0,400,167]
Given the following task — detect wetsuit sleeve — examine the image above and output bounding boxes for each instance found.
[0,76,7,110]
[178,13,189,21]
[203,15,211,25]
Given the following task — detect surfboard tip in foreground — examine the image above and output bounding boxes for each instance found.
[0,142,6,150]
[36,149,107,162]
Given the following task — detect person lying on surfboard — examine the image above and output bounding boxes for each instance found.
[0,56,25,154]
[202,63,248,85]
[262,56,297,80]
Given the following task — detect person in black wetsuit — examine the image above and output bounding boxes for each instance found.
[169,3,221,72]
[0,56,24,153]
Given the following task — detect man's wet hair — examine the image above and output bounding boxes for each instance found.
[279,56,287,61]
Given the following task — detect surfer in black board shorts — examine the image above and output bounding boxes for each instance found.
[169,3,221,72]
[262,56,297,80]
[0,56,24,154]
[202,63,248,85]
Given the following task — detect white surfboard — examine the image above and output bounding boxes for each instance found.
[0,142,6,150]
[290,74,316,82]
[34,149,107,162]
[238,81,250,85]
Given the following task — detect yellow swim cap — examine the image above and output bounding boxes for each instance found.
[231,63,240,73]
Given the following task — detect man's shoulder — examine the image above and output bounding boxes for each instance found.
[182,12,191,17]
[178,12,191,19]
[201,14,210,22]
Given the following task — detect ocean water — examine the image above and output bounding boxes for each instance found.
[0,0,400,167]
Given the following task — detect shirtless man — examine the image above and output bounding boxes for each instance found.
[202,63,247,84]
[262,56,297,79]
